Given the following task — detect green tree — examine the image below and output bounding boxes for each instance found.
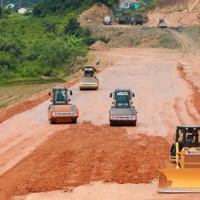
[0,52,16,77]
[43,22,58,33]
[33,0,120,16]
[64,18,81,35]
[0,37,23,57]
[0,6,2,16]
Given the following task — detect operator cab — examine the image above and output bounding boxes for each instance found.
[170,126,200,159]
[49,87,72,105]
[176,126,200,147]
[83,66,96,77]
[110,89,134,108]
[159,18,165,23]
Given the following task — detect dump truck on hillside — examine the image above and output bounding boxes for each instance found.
[103,16,112,25]
[131,13,144,25]
[116,14,131,24]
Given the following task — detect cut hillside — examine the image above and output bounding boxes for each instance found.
[147,0,200,26]
[77,4,114,24]
[77,2,200,51]
[156,0,200,11]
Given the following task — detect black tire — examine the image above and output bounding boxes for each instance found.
[49,118,55,124]
[132,121,136,126]
[71,118,77,124]
[110,121,115,126]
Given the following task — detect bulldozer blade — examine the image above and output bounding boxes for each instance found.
[158,168,200,193]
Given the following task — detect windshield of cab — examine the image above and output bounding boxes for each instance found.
[115,91,130,108]
[54,88,67,104]
[104,16,111,21]
[84,67,94,77]
[177,128,200,146]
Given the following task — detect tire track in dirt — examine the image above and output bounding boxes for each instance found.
[164,27,198,54]
[0,47,199,200]
[165,28,200,125]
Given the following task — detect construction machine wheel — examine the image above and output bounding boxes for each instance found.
[49,118,56,124]
[132,121,136,126]
[71,118,77,124]
[110,121,116,126]
[110,120,136,126]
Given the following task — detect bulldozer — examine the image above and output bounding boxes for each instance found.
[158,125,200,193]
[109,89,137,126]
[48,86,79,124]
[79,66,99,90]
[157,18,167,28]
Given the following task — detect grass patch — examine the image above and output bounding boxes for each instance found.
[0,77,65,86]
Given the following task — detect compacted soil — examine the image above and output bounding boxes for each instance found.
[1,5,200,199]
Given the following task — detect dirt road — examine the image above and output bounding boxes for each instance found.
[1,28,200,199]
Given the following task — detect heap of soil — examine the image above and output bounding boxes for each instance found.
[0,122,169,199]
[90,40,109,50]
[77,4,114,24]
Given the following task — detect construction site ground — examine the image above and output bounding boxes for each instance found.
[1,4,200,200]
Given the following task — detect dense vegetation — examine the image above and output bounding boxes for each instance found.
[0,0,119,84]
[33,0,119,17]
[0,0,162,84]
[2,0,39,11]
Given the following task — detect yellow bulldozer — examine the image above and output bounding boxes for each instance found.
[158,125,200,193]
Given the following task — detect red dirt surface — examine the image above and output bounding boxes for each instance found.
[1,46,200,200]
[1,2,200,200]
[0,122,169,199]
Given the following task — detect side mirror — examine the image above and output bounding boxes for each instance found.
[68,99,71,102]
[48,92,51,96]
[82,68,84,71]
[132,93,135,97]
[110,93,112,98]
[70,90,73,95]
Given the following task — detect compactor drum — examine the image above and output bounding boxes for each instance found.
[79,66,99,90]
[48,86,79,124]
[109,89,137,126]
[158,125,200,193]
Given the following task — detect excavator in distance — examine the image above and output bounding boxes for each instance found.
[158,125,200,193]
[48,86,79,124]
[109,89,137,126]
